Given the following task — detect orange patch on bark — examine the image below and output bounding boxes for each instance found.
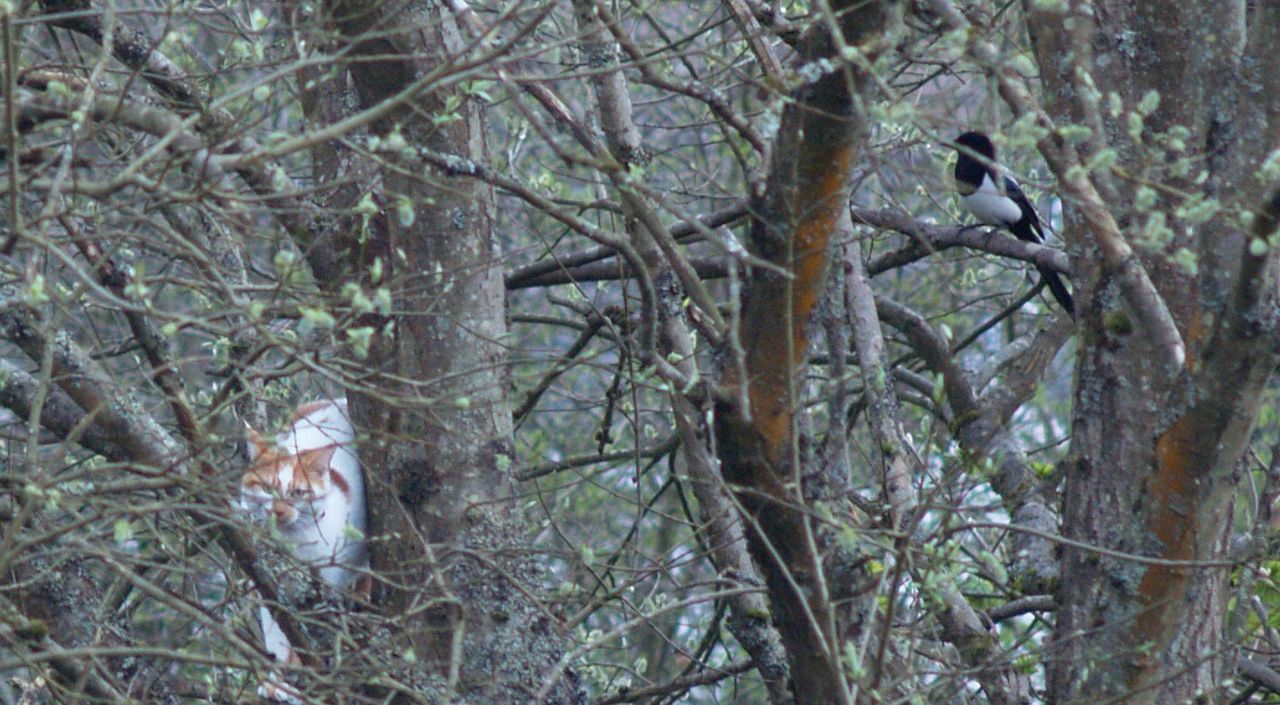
[1132,415,1200,681]
[745,142,855,457]
[1183,312,1210,367]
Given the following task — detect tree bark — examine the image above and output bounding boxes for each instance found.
[1011,1,1280,701]
[713,3,896,704]
[320,2,576,702]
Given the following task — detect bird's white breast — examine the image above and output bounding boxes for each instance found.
[962,173,1022,226]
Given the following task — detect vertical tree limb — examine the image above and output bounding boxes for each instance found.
[571,1,791,700]
[713,3,897,703]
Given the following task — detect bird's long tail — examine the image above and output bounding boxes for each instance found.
[1035,264,1075,317]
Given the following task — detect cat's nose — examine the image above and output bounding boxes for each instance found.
[270,500,294,524]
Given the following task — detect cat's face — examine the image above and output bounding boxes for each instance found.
[241,427,341,530]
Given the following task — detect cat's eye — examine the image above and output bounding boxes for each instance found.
[286,487,309,500]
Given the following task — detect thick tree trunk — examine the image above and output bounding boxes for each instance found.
[713,3,895,704]
[1016,2,1280,701]
[317,2,576,702]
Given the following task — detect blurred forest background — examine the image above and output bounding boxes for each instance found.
[0,1,1278,704]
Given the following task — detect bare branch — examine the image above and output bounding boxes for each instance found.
[875,295,1060,591]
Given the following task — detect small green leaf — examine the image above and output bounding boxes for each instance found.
[25,274,48,305]
[273,249,297,272]
[354,192,378,215]
[113,519,133,543]
[1257,150,1280,182]
[1134,186,1157,212]
[346,326,374,359]
[384,128,407,153]
[394,197,415,227]
[250,8,269,31]
[1107,91,1123,117]
[349,287,374,315]
[299,306,335,331]
[373,287,392,315]
[1086,148,1118,172]
[1175,196,1220,225]
[1137,89,1161,116]
[1126,112,1144,140]
[1057,124,1092,144]
[226,38,250,61]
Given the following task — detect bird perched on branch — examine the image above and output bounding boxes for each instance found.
[951,131,1074,316]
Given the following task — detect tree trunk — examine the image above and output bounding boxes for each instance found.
[713,3,895,704]
[1015,2,1280,701]
[319,2,576,702]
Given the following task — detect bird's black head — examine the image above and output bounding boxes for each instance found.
[953,131,996,160]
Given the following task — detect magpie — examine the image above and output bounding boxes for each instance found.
[951,131,1074,316]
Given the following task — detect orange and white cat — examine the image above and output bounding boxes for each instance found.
[241,398,368,703]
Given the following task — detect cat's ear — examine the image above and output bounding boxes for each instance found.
[300,445,338,478]
[245,423,270,461]
[301,445,337,472]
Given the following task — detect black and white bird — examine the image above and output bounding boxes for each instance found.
[951,131,1074,316]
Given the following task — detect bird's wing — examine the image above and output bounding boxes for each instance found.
[1002,175,1045,243]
